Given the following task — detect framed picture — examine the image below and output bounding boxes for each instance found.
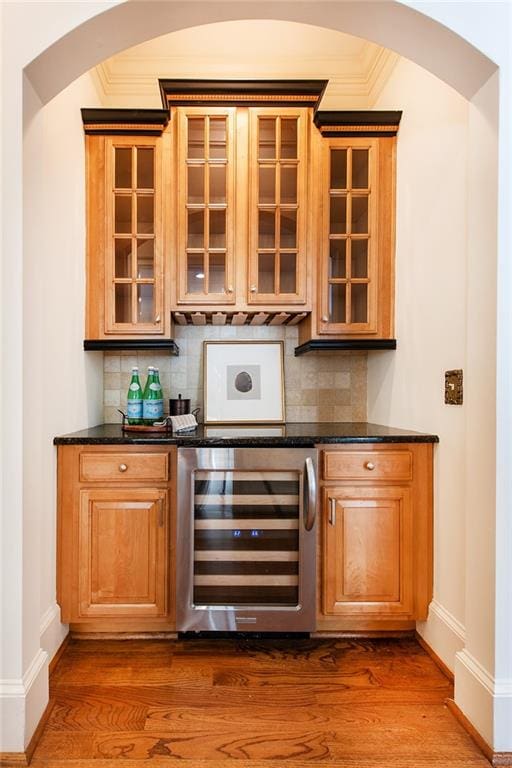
[203,340,285,424]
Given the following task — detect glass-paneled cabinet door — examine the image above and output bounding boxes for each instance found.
[319,138,379,334]
[105,136,164,334]
[177,108,236,304]
[248,108,308,305]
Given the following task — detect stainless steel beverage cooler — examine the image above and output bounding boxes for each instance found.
[176,447,317,632]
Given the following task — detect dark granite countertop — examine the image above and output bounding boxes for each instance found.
[54,422,438,447]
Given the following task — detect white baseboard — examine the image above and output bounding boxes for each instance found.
[0,648,48,752]
[40,602,68,662]
[416,598,466,673]
[456,649,512,752]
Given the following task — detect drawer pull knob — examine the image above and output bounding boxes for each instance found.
[365,461,375,470]
[322,315,329,322]
[119,463,128,472]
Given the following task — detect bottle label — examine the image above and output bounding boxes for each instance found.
[129,383,141,392]
[149,383,161,392]
[127,401,143,419]
[143,399,163,419]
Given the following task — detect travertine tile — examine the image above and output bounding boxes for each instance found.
[104,389,120,407]
[104,372,121,391]
[335,371,351,389]
[285,390,302,406]
[318,371,335,388]
[334,405,354,421]
[297,406,317,422]
[120,355,138,373]
[104,406,123,424]
[300,389,319,406]
[335,389,352,406]
[104,354,120,373]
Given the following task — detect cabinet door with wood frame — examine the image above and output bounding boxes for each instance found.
[86,132,170,340]
[176,107,236,305]
[248,108,309,305]
[323,485,414,619]
[78,487,168,619]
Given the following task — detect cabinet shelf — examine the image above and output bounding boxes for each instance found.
[294,339,396,356]
[83,339,180,354]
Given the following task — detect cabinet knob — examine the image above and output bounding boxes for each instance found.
[250,285,257,293]
[321,315,329,322]
[365,461,375,470]
[155,315,160,323]
[119,463,128,472]
[227,285,233,293]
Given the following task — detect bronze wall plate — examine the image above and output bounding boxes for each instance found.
[445,369,463,405]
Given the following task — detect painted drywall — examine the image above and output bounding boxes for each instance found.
[23,67,104,669]
[2,0,511,755]
[367,56,469,663]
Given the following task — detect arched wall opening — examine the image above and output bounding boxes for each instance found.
[2,0,509,758]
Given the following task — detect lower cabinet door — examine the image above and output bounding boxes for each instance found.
[78,488,167,618]
[323,486,413,618]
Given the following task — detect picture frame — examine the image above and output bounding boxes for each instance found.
[203,340,285,424]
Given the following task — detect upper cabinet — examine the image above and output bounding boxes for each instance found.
[296,111,400,353]
[83,109,172,346]
[82,90,401,352]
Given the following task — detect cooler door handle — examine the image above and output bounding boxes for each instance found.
[303,457,317,532]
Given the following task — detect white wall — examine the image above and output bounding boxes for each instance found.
[367,52,502,748]
[23,70,104,669]
[0,63,103,750]
[367,57,469,667]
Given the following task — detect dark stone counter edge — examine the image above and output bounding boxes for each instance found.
[54,435,439,446]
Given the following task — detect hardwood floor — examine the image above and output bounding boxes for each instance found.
[31,636,490,767]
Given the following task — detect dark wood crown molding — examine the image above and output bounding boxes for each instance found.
[81,108,169,135]
[159,79,328,109]
[314,110,402,137]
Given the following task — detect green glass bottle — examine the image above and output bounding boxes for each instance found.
[126,366,143,424]
[142,366,163,423]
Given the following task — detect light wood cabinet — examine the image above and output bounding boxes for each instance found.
[318,443,433,632]
[297,112,400,353]
[57,445,176,633]
[82,96,401,349]
[83,110,171,343]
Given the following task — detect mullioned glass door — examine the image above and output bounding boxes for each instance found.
[248,108,308,305]
[177,107,236,304]
[319,137,379,334]
[105,136,164,334]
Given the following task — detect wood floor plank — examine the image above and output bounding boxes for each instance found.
[142,702,471,732]
[31,637,490,767]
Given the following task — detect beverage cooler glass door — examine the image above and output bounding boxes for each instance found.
[176,447,317,632]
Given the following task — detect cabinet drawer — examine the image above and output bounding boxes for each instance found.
[322,450,412,482]
[79,452,169,483]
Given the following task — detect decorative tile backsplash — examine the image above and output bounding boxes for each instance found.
[103,326,367,424]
